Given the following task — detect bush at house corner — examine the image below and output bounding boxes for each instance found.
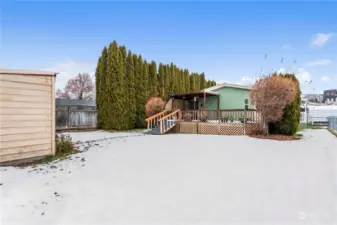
[269,74,301,136]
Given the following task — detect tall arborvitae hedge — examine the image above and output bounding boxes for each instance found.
[95,57,101,127]
[105,41,127,130]
[95,40,217,129]
[96,47,108,128]
[269,73,301,135]
[126,51,136,129]
[135,55,145,128]
[149,61,158,97]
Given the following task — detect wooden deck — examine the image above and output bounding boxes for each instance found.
[145,109,265,135]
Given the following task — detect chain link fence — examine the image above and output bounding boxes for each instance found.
[328,116,337,132]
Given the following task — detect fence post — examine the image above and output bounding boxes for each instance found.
[243,109,246,135]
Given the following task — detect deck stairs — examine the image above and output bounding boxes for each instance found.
[145,109,181,135]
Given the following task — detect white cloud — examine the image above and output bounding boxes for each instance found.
[310,33,333,46]
[321,76,330,82]
[306,59,331,67]
[281,44,291,50]
[42,58,96,89]
[295,68,311,84]
[275,67,312,84]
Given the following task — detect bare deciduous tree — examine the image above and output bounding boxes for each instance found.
[250,74,297,126]
[57,73,94,100]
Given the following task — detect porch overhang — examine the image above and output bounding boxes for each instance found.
[169,90,219,100]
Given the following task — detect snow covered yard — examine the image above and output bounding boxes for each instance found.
[1,129,337,225]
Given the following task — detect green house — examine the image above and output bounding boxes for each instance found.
[169,83,253,111]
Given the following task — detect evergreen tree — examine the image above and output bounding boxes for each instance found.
[158,63,165,99]
[106,41,126,130]
[200,73,206,90]
[95,57,101,127]
[175,67,181,93]
[180,68,185,92]
[169,63,174,94]
[190,73,195,92]
[184,69,190,92]
[126,50,136,129]
[195,74,200,91]
[119,45,127,75]
[149,61,158,97]
[98,47,108,128]
[135,55,146,128]
[119,46,127,62]
[143,60,149,101]
[164,65,170,99]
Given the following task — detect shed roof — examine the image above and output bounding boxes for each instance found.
[0,68,57,76]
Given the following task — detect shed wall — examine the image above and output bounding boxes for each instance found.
[0,73,55,163]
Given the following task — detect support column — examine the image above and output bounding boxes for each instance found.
[217,95,220,121]
[203,92,206,110]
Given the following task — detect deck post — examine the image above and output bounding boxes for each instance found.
[217,95,220,122]
[203,92,206,110]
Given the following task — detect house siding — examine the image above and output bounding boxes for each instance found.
[200,86,252,110]
[199,96,218,110]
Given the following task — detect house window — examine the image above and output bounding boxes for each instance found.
[245,98,249,110]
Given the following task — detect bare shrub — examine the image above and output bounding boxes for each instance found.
[145,97,166,117]
[250,74,297,130]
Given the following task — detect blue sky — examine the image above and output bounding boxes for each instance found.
[1,1,336,94]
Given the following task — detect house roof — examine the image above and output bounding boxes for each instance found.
[203,82,252,92]
[0,68,57,76]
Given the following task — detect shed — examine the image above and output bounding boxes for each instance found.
[0,68,57,163]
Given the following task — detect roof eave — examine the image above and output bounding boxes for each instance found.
[0,68,57,76]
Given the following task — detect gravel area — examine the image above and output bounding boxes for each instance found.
[1,129,336,225]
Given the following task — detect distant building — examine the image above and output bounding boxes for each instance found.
[302,94,323,103]
[323,89,337,103]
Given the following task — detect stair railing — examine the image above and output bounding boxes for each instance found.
[145,109,169,130]
[158,109,182,134]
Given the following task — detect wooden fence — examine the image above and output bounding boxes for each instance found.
[56,105,97,130]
